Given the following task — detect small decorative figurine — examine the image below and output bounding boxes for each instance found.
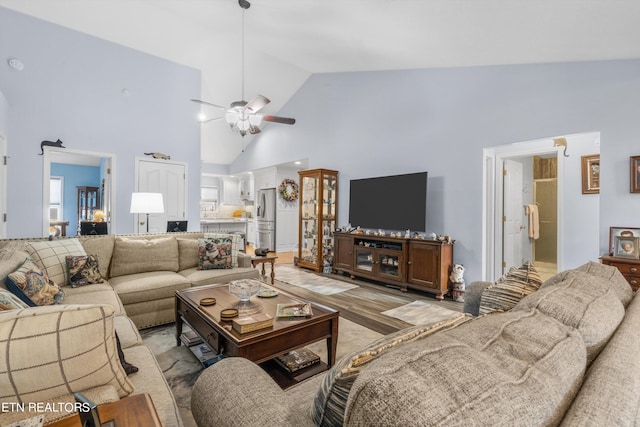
[449,264,466,302]
[404,229,411,238]
[144,152,171,160]
[429,232,437,240]
[40,139,65,155]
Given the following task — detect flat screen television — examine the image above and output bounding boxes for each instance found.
[348,172,428,232]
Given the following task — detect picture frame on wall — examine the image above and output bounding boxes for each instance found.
[630,156,640,193]
[609,227,640,257]
[581,154,600,194]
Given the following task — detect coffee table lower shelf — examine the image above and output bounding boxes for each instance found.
[260,359,329,389]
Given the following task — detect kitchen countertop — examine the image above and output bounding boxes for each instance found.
[200,218,250,223]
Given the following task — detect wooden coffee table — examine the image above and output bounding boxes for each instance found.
[175,283,339,388]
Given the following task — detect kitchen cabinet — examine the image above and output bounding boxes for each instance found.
[240,176,254,201]
[222,177,241,205]
[298,169,338,272]
[246,220,256,246]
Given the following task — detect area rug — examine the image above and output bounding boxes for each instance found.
[141,317,382,427]
[275,264,359,295]
[382,300,462,325]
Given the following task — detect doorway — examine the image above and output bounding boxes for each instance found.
[483,141,564,281]
[533,177,558,278]
[42,148,116,237]
[134,158,187,233]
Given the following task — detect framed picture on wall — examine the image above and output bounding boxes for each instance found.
[609,227,640,257]
[581,154,600,194]
[630,156,640,193]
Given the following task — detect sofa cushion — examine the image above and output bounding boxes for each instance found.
[109,271,190,305]
[114,315,142,349]
[0,289,29,310]
[204,232,241,267]
[312,313,470,426]
[543,261,633,307]
[79,234,115,279]
[110,237,179,277]
[478,261,542,315]
[66,254,105,287]
[177,237,199,271]
[26,238,86,286]
[345,309,586,427]
[6,257,65,306]
[63,283,125,316]
[198,237,233,270]
[0,304,133,403]
[0,249,29,289]
[513,270,625,363]
[180,266,260,287]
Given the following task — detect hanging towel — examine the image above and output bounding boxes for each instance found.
[525,204,539,240]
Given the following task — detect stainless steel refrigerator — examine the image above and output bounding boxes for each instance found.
[256,188,276,251]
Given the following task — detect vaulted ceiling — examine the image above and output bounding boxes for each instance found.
[2,0,640,164]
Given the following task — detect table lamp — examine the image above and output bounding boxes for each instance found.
[130,192,164,233]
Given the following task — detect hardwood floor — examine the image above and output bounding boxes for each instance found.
[269,265,464,335]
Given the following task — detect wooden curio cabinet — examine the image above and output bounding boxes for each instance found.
[298,169,339,272]
[77,186,99,222]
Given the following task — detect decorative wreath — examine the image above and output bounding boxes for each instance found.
[278,178,299,202]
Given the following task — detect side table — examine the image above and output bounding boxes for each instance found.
[48,394,161,427]
[251,255,278,284]
[600,256,640,291]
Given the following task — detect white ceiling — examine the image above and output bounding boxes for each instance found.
[2,0,640,164]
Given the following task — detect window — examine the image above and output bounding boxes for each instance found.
[50,176,63,220]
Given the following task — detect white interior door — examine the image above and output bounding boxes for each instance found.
[503,159,524,273]
[136,159,187,233]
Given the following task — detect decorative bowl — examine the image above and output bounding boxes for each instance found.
[229,279,261,302]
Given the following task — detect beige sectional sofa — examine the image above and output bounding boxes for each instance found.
[191,261,640,426]
[0,232,259,426]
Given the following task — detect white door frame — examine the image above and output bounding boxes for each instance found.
[42,147,116,237]
[0,133,6,238]
[483,142,565,281]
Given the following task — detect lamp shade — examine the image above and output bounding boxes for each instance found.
[130,192,164,214]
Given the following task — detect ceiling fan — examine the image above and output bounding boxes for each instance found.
[191,0,296,138]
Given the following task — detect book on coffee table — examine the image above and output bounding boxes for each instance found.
[276,303,313,318]
[232,313,274,334]
[275,348,321,373]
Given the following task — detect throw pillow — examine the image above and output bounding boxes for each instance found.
[0,304,134,403]
[177,238,200,270]
[115,332,139,376]
[0,289,29,310]
[478,261,542,315]
[26,239,86,286]
[6,258,64,306]
[0,249,30,289]
[198,237,233,270]
[204,232,240,267]
[311,314,470,427]
[66,255,105,287]
[110,237,179,277]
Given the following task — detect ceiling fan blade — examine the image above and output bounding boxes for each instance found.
[198,117,223,123]
[264,115,296,125]
[190,99,226,109]
[245,95,270,113]
[250,126,262,135]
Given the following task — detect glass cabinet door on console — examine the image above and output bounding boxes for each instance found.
[298,169,339,272]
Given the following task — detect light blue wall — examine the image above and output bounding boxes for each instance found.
[232,60,640,282]
[0,7,201,237]
[50,162,101,236]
